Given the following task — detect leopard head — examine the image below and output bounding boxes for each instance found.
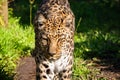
[34,12,74,60]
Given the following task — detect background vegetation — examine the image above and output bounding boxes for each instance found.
[0,0,120,80]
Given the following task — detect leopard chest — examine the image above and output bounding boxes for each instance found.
[54,53,72,73]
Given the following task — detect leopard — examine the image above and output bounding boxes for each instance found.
[32,0,75,80]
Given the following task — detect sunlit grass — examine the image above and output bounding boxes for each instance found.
[0,17,34,76]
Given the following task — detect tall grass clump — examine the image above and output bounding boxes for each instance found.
[74,30,120,59]
[0,16,34,78]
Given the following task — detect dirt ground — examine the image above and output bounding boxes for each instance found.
[14,57,36,80]
[14,56,120,80]
[92,58,120,80]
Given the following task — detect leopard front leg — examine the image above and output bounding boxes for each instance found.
[35,57,55,80]
[59,66,73,80]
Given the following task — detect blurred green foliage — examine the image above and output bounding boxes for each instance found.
[0,16,34,79]
[70,0,120,33]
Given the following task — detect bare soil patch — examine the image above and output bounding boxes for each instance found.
[14,57,36,80]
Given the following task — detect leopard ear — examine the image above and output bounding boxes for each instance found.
[37,14,46,23]
[63,15,72,28]
[34,14,46,29]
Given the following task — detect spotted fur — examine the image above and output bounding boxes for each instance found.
[33,0,75,80]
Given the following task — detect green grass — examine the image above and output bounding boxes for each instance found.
[73,30,120,80]
[0,17,34,79]
[74,30,120,59]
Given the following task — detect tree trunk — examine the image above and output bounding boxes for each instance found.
[0,0,8,27]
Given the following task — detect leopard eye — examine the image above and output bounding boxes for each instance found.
[38,22,43,26]
[38,22,45,30]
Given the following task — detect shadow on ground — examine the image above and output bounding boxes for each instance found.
[0,68,13,80]
[14,57,36,80]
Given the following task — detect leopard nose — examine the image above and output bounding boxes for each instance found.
[49,43,57,55]
[49,49,57,56]
[49,39,57,56]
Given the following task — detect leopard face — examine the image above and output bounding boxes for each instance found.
[34,12,74,60]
